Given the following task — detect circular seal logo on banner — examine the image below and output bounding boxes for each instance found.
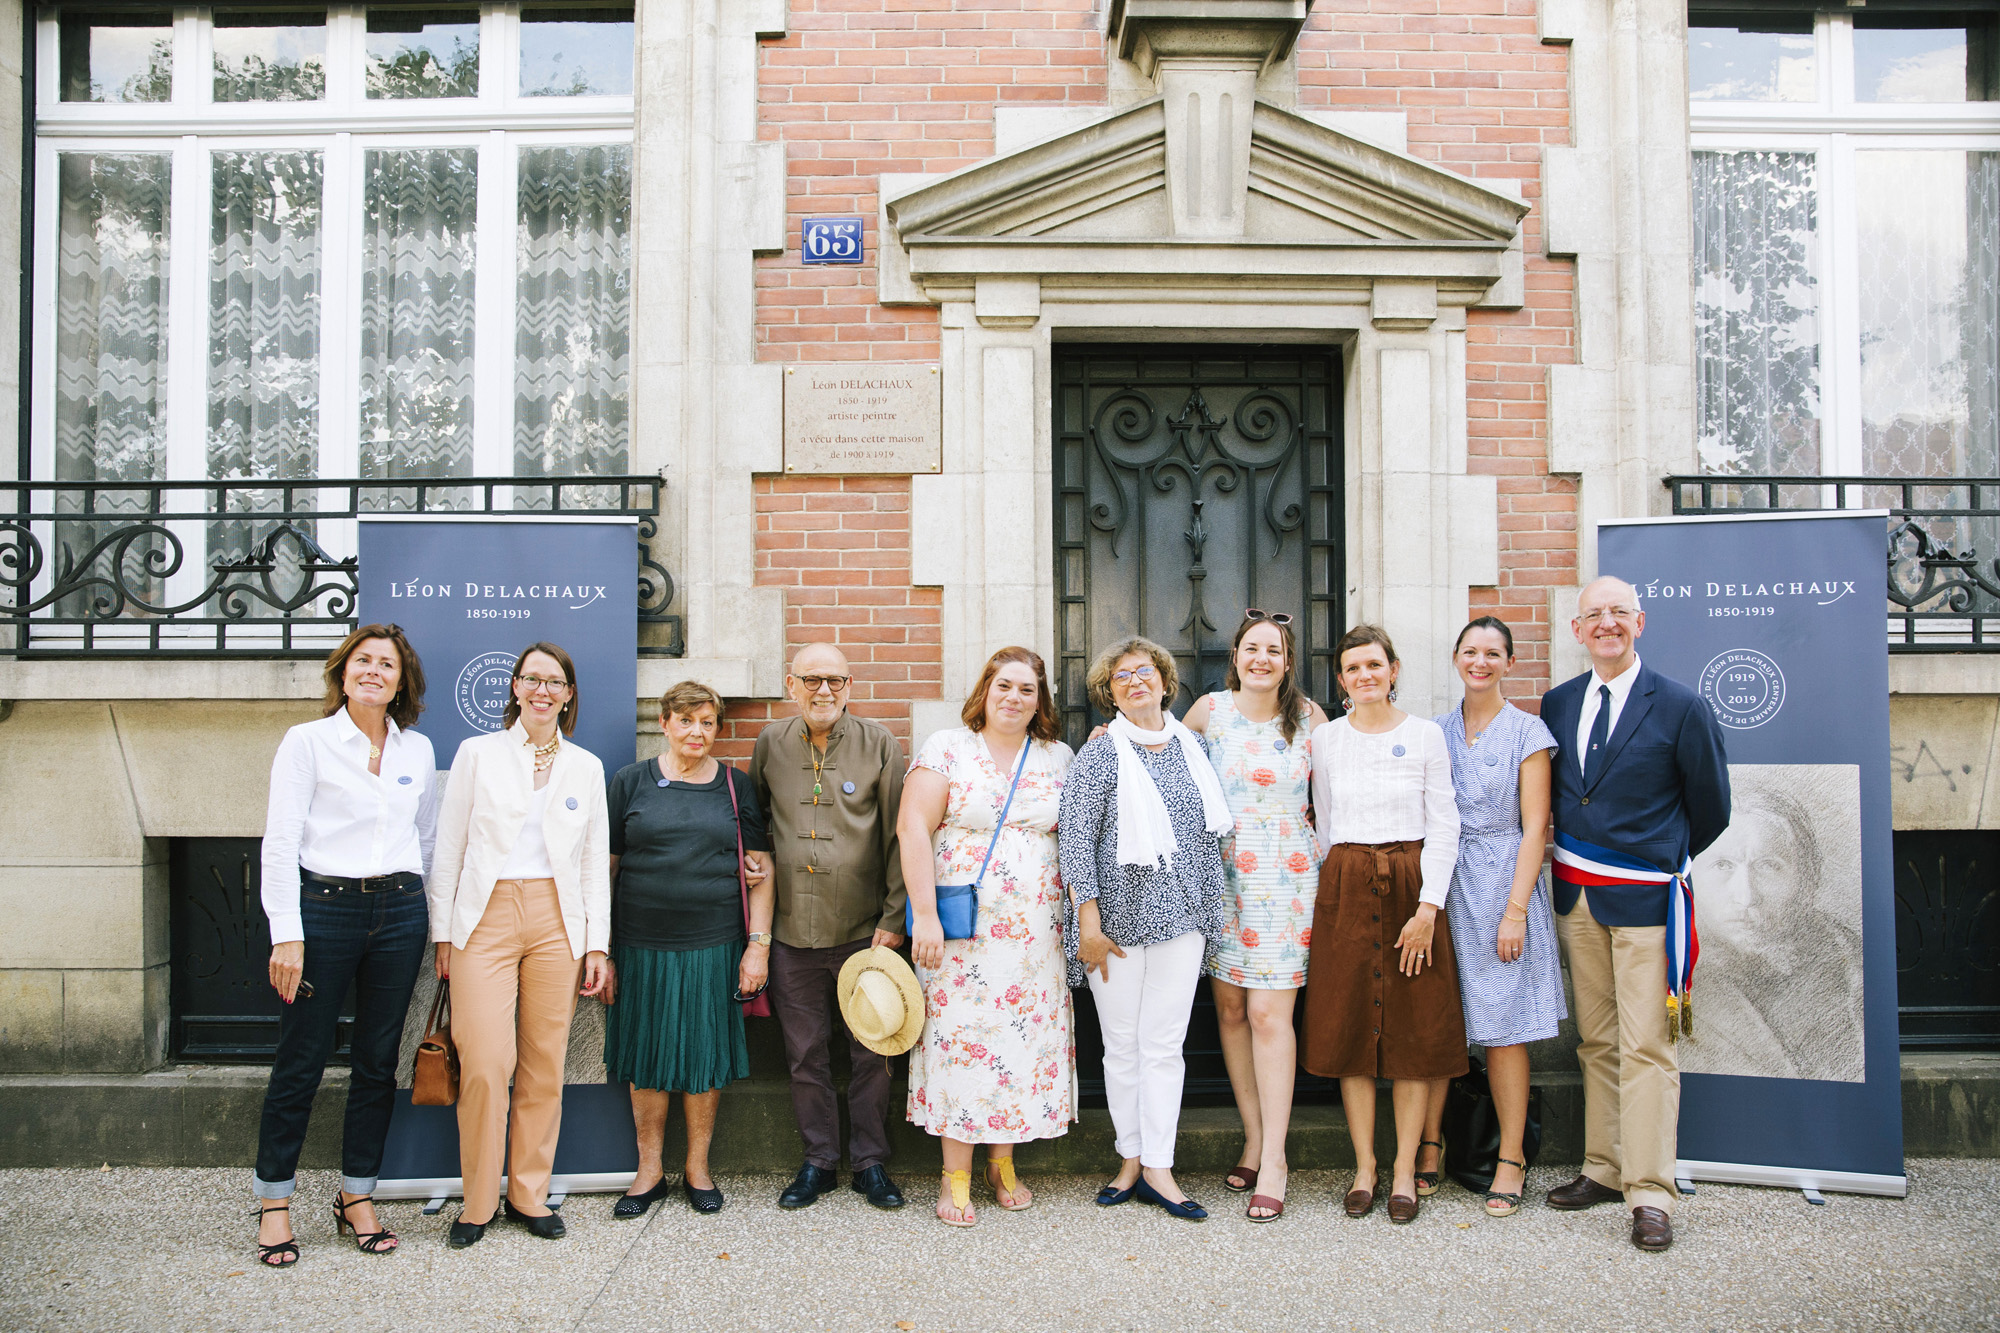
[1698,648,1787,730]
[454,652,518,733]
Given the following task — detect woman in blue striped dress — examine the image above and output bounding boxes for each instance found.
[1426,616,1565,1217]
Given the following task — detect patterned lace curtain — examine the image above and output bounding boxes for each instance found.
[1858,149,2000,624]
[208,150,323,603]
[53,153,171,616]
[1692,150,1823,488]
[359,147,477,506]
[515,144,630,507]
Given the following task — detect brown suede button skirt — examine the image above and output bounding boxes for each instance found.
[1300,840,1469,1081]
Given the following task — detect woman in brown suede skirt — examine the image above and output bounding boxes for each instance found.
[1302,626,1464,1224]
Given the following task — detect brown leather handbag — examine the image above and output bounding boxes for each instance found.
[411,980,459,1106]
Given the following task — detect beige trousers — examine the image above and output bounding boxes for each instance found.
[452,878,580,1221]
[1556,891,1680,1214]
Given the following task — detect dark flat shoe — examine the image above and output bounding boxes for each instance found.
[614,1177,672,1219]
[851,1164,905,1210]
[1095,1182,1136,1207]
[779,1163,836,1210]
[1223,1165,1258,1194]
[447,1218,487,1249]
[1387,1193,1420,1224]
[1343,1176,1379,1218]
[685,1180,725,1214]
[504,1201,567,1239]
[1134,1178,1207,1222]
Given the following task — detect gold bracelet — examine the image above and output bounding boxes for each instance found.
[1503,906,1529,921]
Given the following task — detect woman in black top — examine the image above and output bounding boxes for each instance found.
[603,680,774,1216]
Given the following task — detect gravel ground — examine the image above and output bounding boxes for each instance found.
[3,1161,1996,1332]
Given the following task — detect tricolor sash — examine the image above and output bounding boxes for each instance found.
[1552,830,1700,1041]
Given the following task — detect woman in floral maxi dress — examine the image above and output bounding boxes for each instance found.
[900,647,1076,1226]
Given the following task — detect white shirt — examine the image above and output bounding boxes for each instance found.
[496,785,556,879]
[1575,655,1643,776]
[260,709,439,945]
[1308,715,1461,907]
[428,723,611,958]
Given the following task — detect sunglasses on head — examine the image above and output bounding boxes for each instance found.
[1244,608,1294,626]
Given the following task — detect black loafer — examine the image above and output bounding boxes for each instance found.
[1095,1182,1136,1207]
[503,1201,567,1239]
[613,1178,672,1219]
[447,1218,487,1249]
[851,1164,905,1210]
[778,1163,836,1210]
[685,1180,725,1214]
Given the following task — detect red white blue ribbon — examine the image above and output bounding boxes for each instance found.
[1553,830,1699,1037]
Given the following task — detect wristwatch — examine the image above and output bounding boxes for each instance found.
[747,931,773,947]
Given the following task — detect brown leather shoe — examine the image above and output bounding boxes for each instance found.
[1546,1174,1624,1211]
[1386,1193,1420,1224]
[1631,1206,1673,1251]
[1343,1176,1378,1218]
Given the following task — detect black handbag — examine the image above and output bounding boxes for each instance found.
[1442,1054,1544,1193]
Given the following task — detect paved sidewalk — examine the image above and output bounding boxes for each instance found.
[3,1161,1995,1332]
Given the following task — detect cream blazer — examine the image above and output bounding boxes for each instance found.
[428,723,611,958]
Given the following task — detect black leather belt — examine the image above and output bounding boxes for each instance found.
[301,870,422,893]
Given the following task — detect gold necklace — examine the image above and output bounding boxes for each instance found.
[528,733,561,773]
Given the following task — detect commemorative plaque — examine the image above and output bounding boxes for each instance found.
[783,363,941,474]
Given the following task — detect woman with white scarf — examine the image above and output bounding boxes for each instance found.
[1058,637,1232,1223]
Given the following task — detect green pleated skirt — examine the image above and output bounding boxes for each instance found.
[603,942,750,1094]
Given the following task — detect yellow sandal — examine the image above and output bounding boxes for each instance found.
[986,1158,1033,1211]
[937,1170,975,1227]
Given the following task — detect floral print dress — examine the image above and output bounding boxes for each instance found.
[906,727,1077,1144]
[1202,692,1320,989]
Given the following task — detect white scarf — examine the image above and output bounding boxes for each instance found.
[1107,712,1233,870]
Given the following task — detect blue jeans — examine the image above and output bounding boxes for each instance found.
[252,874,427,1199]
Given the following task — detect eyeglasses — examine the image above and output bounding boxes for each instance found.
[795,674,851,693]
[1111,665,1157,685]
[1244,608,1294,626]
[516,674,571,694]
[1576,607,1638,626]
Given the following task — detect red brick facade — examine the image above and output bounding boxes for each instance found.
[751,0,1576,730]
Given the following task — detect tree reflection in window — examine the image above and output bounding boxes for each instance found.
[365,8,479,99]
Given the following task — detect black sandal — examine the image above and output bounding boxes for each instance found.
[1415,1139,1445,1198]
[332,1193,399,1254]
[254,1202,299,1268]
[1484,1156,1527,1217]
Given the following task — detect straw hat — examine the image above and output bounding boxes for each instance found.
[837,946,925,1057]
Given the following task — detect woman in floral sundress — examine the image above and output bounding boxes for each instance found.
[1183,612,1328,1222]
[900,646,1076,1227]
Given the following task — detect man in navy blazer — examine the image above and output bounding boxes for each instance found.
[1541,575,1729,1253]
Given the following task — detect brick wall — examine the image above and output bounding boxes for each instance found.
[753,0,1578,721]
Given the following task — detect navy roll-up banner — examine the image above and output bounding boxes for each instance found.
[357,518,641,1199]
[1599,513,1905,1196]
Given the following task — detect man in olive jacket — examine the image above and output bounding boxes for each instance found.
[749,642,909,1210]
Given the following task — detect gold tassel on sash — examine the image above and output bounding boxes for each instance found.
[1666,995,1679,1045]
[1681,993,1694,1039]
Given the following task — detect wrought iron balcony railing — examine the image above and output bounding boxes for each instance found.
[1666,475,2000,652]
[0,476,684,658]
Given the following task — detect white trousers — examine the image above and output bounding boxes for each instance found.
[1085,930,1205,1168]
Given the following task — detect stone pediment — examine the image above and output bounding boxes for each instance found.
[887,98,1527,249]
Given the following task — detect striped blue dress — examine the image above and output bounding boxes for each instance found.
[1435,702,1568,1047]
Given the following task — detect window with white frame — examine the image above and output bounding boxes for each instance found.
[32,5,635,495]
[1688,5,1998,481]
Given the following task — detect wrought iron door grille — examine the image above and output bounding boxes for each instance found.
[1894,830,2000,1050]
[1054,345,1344,750]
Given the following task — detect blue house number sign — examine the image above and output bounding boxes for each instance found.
[801,215,864,266]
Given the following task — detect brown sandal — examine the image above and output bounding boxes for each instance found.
[1387,1193,1420,1224]
[1224,1165,1258,1194]
[1343,1175,1379,1218]
[1246,1193,1285,1222]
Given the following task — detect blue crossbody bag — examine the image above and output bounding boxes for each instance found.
[908,740,1030,940]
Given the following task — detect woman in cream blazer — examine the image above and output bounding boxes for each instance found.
[428,641,611,1249]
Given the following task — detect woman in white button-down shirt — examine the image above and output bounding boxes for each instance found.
[429,641,611,1249]
[252,624,437,1267]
